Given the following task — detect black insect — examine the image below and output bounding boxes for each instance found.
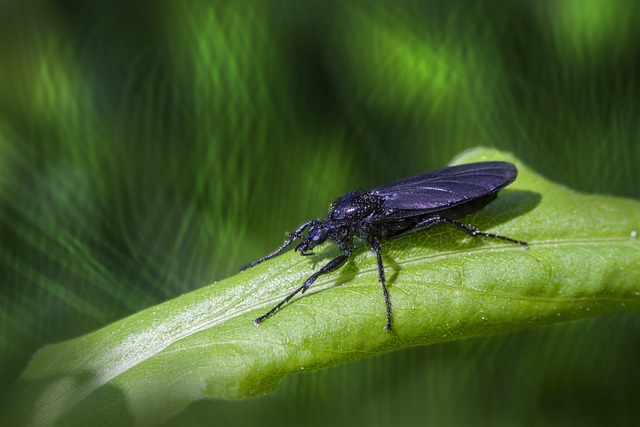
[242,161,528,331]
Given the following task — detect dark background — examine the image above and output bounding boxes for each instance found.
[1,1,639,426]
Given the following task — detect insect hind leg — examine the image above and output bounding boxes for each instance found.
[441,217,528,248]
[385,216,443,239]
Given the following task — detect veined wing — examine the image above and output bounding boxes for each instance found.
[373,161,517,217]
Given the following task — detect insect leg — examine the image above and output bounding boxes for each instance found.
[241,220,317,271]
[369,239,392,331]
[287,220,319,239]
[441,218,529,248]
[254,250,350,325]
[386,216,443,239]
[301,250,350,293]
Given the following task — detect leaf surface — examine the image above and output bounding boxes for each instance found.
[6,148,640,426]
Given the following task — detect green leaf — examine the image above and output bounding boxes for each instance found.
[5,148,640,426]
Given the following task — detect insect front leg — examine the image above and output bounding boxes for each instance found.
[440,217,528,248]
[241,220,318,271]
[368,239,392,331]
[254,249,350,326]
[300,249,350,294]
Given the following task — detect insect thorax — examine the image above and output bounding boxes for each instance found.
[329,191,383,222]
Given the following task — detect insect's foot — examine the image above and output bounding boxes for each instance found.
[384,324,392,332]
[253,318,263,326]
[509,237,529,248]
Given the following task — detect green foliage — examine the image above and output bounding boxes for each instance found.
[5,148,639,426]
[1,1,639,426]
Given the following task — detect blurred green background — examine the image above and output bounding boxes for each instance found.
[1,1,639,426]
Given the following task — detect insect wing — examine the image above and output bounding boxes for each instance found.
[374,162,517,216]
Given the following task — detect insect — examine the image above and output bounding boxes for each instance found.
[241,161,528,331]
